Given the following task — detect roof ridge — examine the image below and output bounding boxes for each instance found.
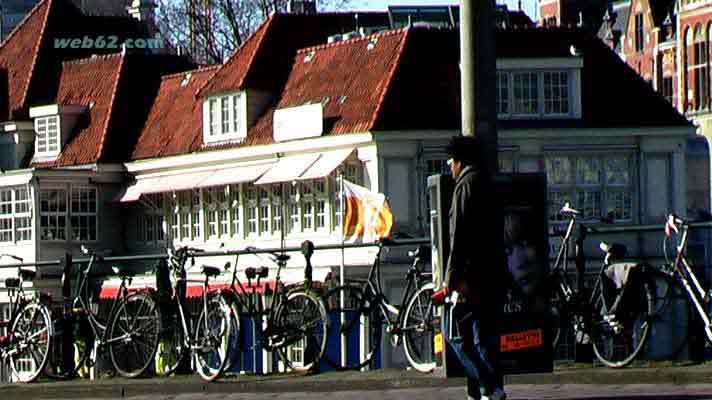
[161,64,221,81]
[19,0,55,114]
[195,13,275,97]
[0,0,50,51]
[61,52,124,66]
[96,53,126,162]
[368,27,410,131]
[295,27,408,55]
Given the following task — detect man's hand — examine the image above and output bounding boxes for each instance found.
[431,285,449,306]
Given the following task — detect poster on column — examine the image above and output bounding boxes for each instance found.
[494,173,553,374]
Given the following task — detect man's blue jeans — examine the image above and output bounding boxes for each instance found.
[446,305,503,399]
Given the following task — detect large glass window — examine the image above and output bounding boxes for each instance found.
[41,187,97,241]
[498,70,574,118]
[545,154,633,223]
[40,188,67,241]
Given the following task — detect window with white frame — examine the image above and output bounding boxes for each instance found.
[301,182,314,230]
[229,184,240,237]
[40,188,68,241]
[14,188,31,242]
[259,187,271,234]
[543,71,569,115]
[288,183,300,233]
[513,72,538,115]
[271,184,283,234]
[136,193,164,243]
[40,187,97,241]
[70,187,97,241]
[315,180,327,229]
[204,92,245,144]
[545,154,633,223]
[0,190,13,242]
[496,71,509,115]
[246,187,258,235]
[35,115,60,156]
[497,70,575,118]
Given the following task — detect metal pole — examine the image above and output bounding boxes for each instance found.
[339,174,346,368]
[460,0,498,175]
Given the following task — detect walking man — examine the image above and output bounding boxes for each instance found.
[443,136,505,400]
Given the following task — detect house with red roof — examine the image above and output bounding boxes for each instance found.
[0,0,700,371]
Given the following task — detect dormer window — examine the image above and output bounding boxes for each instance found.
[35,115,60,156]
[496,58,582,119]
[203,92,246,144]
[29,104,86,161]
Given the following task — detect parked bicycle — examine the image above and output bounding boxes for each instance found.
[151,246,232,381]
[222,242,328,373]
[45,246,161,379]
[657,214,712,349]
[0,255,52,383]
[321,240,437,372]
[549,203,655,367]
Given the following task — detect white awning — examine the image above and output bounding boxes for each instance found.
[0,172,33,188]
[254,153,320,185]
[118,171,213,202]
[118,163,274,203]
[297,148,354,181]
[198,163,272,188]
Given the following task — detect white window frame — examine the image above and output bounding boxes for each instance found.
[496,60,581,120]
[40,187,68,241]
[70,187,98,242]
[34,115,60,157]
[203,92,246,144]
[40,186,98,242]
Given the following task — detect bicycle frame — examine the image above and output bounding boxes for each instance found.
[363,243,430,334]
[666,216,712,342]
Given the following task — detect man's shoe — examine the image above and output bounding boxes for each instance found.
[489,389,507,400]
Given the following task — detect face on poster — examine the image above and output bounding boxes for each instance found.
[503,208,549,298]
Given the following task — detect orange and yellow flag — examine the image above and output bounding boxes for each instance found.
[342,179,394,243]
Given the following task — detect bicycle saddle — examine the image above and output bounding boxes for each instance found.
[4,278,20,288]
[599,242,627,258]
[257,266,269,278]
[274,254,290,264]
[19,269,36,281]
[112,266,136,279]
[201,265,221,278]
[245,267,257,279]
[408,245,431,262]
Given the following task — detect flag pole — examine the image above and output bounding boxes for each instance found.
[339,173,346,368]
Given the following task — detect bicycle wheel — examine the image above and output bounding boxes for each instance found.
[321,284,376,370]
[274,290,328,372]
[107,292,161,378]
[591,279,654,368]
[154,302,186,376]
[221,299,241,374]
[193,294,231,381]
[402,283,437,372]
[8,302,52,382]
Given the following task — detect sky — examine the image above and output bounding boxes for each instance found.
[350,0,539,21]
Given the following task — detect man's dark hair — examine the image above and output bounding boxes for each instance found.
[445,136,480,166]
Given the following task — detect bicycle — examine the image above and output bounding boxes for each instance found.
[151,246,232,381]
[321,240,437,372]
[222,242,328,373]
[0,255,52,383]
[549,203,655,367]
[657,214,712,351]
[45,246,161,379]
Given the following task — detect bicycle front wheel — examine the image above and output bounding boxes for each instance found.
[193,294,231,381]
[107,292,161,378]
[402,283,437,373]
[9,302,52,382]
[274,290,328,372]
[591,279,654,368]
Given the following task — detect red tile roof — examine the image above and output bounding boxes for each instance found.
[249,28,409,144]
[32,54,124,168]
[0,0,52,120]
[131,66,220,160]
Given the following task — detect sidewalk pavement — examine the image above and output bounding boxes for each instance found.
[5,364,712,399]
